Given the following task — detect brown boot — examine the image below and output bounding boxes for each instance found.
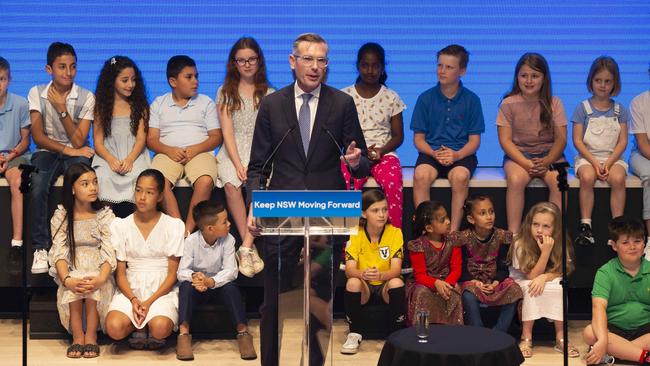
[237,331,257,360]
[176,333,194,361]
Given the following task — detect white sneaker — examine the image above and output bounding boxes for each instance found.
[249,245,264,274]
[340,332,362,354]
[598,354,615,365]
[237,247,256,278]
[31,249,49,274]
[588,347,615,365]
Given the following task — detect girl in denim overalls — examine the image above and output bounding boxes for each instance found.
[572,56,630,246]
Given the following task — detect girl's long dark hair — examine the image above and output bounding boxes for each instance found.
[220,37,269,113]
[504,52,553,132]
[135,169,165,212]
[413,200,445,237]
[355,42,388,85]
[94,55,149,137]
[54,163,103,268]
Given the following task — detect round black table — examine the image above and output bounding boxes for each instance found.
[377,325,524,366]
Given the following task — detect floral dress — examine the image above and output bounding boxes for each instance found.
[48,206,116,332]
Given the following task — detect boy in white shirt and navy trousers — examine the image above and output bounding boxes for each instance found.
[176,200,256,361]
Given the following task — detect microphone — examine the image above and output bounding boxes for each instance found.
[322,127,354,190]
[258,125,296,190]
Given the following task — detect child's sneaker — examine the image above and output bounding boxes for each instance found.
[250,245,264,274]
[575,223,595,246]
[237,247,256,278]
[586,346,615,365]
[31,249,49,274]
[340,332,362,354]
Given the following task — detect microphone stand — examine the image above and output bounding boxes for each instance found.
[18,164,37,366]
[322,127,354,190]
[551,162,570,366]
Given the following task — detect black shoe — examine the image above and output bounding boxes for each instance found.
[8,246,23,275]
[575,223,595,246]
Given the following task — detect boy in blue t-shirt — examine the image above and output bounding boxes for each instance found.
[27,42,95,274]
[0,57,31,274]
[410,44,485,231]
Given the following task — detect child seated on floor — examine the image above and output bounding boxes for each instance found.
[407,201,463,326]
[341,190,405,355]
[451,195,522,333]
[583,216,650,365]
[175,200,256,361]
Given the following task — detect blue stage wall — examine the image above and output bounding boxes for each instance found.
[1,0,649,167]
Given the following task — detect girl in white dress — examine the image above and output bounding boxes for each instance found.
[105,169,184,350]
[92,56,150,207]
[507,201,577,358]
[216,37,273,277]
[48,163,116,358]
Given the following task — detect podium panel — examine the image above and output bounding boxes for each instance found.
[252,190,360,366]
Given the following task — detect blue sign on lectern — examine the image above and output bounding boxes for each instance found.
[252,190,361,218]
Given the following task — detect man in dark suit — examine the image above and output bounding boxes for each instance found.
[246,33,370,366]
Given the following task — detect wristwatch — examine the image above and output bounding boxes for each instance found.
[58,110,68,119]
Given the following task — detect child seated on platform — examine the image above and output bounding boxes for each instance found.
[0,56,30,274]
[341,190,405,355]
[28,42,96,274]
[452,195,522,333]
[175,200,256,361]
[147,55,222,236]
[497,53,567,233]
[572,56,629,246]
[583,216,650,365]
[406,201,463,326]
[410,44,485,232]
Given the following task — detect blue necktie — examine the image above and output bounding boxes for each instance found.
[298,93,313,155]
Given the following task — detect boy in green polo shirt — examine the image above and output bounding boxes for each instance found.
[583,216,650,365]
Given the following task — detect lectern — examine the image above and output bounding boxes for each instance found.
[253,190,361,366]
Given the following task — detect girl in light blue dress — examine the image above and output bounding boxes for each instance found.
[92,56,150,205]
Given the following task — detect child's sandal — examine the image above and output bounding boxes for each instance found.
[128,331,147,350]
[518,338,533,358]
[83,344,100,358]
[554,338,580,358]
[66,343,84,358]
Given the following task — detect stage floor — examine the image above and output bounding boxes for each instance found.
[1,318,594,365]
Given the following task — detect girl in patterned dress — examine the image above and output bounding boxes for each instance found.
[341,42,405,228]
[216,37,273,277]
[406,201,463,325]
[451,195,522,333]
[48,163,116,358]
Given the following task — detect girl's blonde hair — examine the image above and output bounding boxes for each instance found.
[507,201,574,275]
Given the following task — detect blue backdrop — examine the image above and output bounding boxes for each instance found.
[2,0,649,167]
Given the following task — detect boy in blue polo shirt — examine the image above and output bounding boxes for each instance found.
[583,216,650,365]
[27,42,95,274]
[147,55,222,236]
[0,57,31,274]
[410,44,485,231]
